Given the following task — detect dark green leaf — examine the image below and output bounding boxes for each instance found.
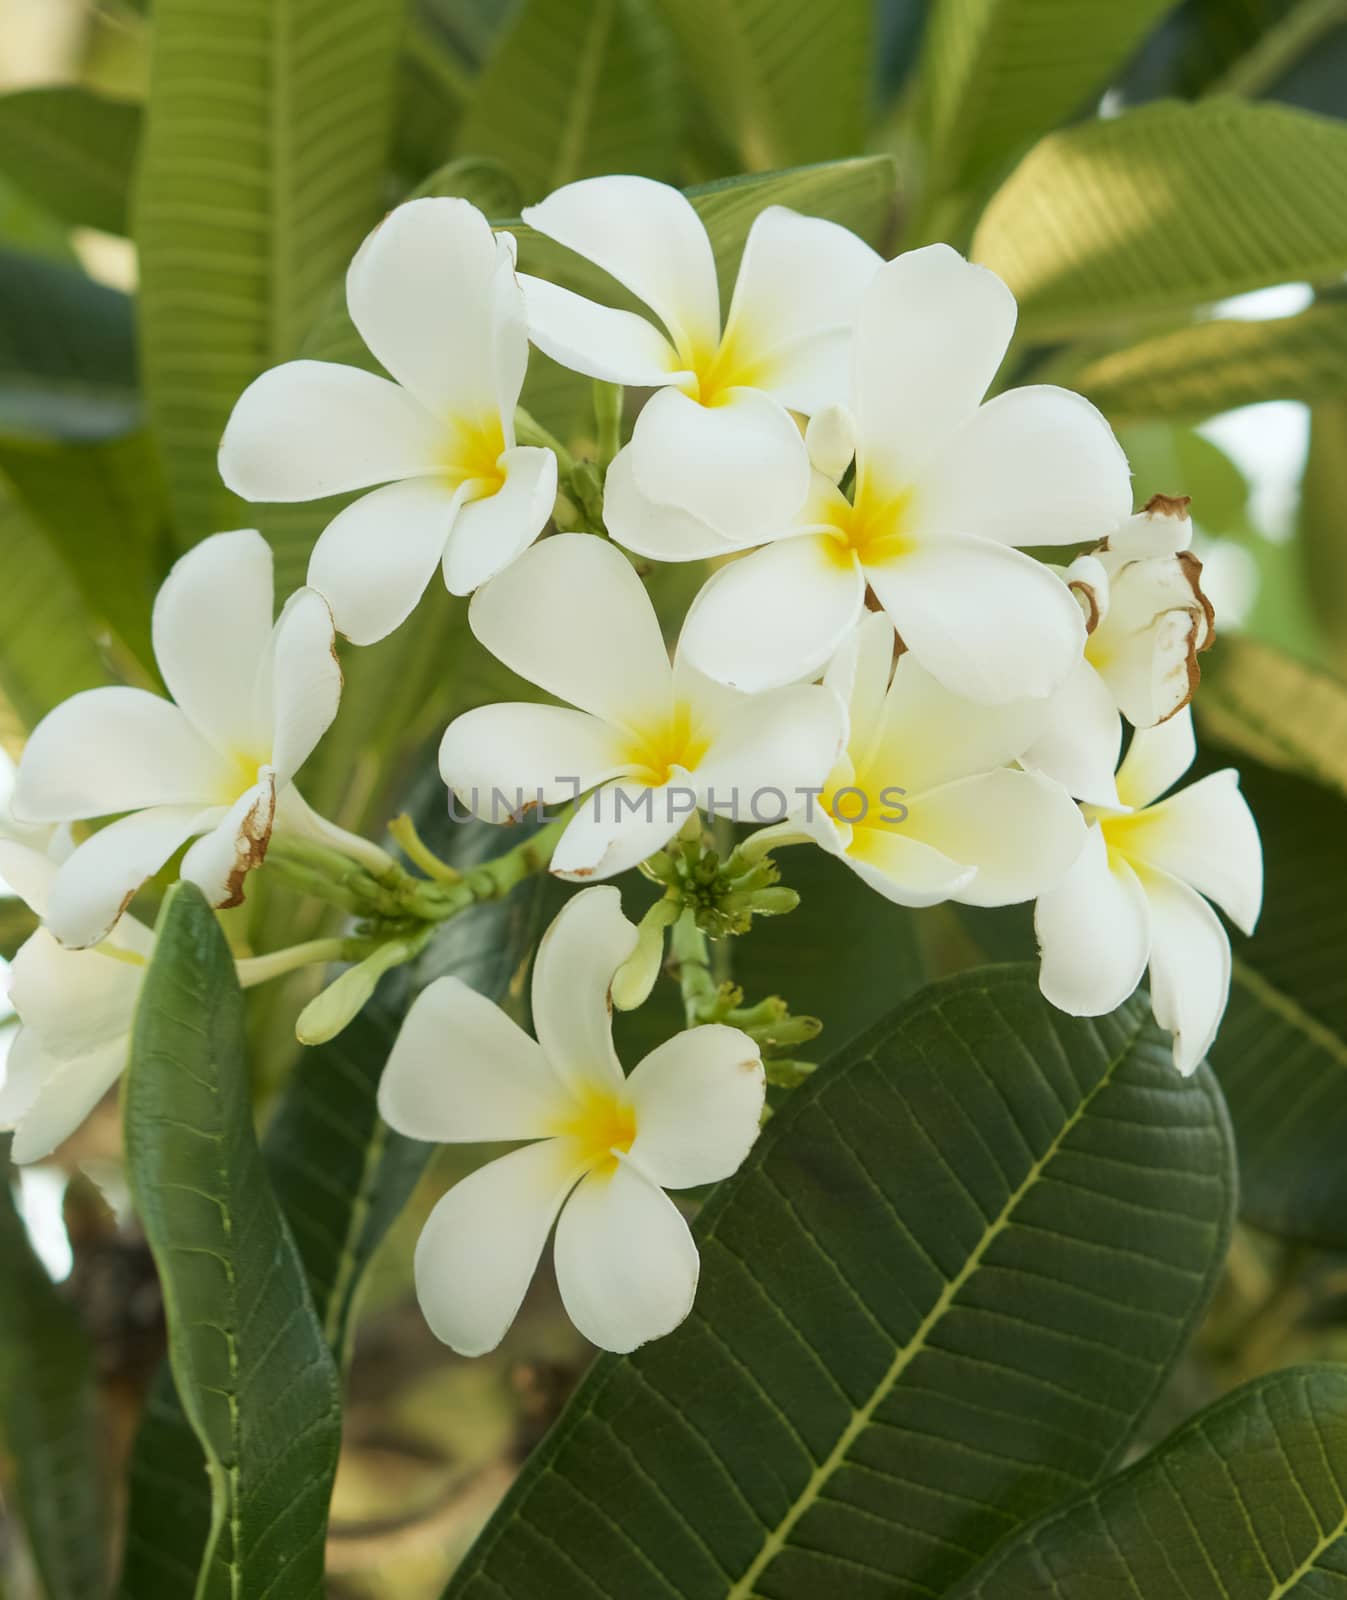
[1299,398,1347,675]
[121,884,341,1600]
[0,1150,109,1599]
[950,1363,1347,1597]
[974,100,1347,343]
[135,0,404,542]
[456,0,678,202]
[447,968,1234,1600]
[0,88,141,235]
[0,246,139,442]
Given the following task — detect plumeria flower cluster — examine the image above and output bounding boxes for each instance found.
[3,176,1263,1359]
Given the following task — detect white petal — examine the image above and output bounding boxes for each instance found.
[46,805,209,948]
[603,447,749,562]
[519,273,681,387]
[264,589,341,782]
[840,826,977,908]
[824,611,897,771]
[413,1139,583,1355]
[1090,552,1212,728]
[1020,659,1123,808]
[1108,497,1193,558]
[553,1162,699,1353]
[867,535,1085,703]
[904,769,1086,907]
[678,536,865,692]
[442,446,557,596]
[307,478,464,646]
[1115,707,1196,809]
[723,206,881,414]
[1035,823,1151,1017]
[14,689,229,822]
[628,386,810,540]
[152,529,275,755]
[530,886,636,1098]
[918,385,1132,547]
[9,927,143,1059]
[4,1028,128,1164]
[218,361,443,502]
[468,533,673,728]
[626,1024,763,1189]
[180,774,276,909]
[346,196,514,421]
[853,245,1016,484]
[694,683,847,809]
[438,703,628,820]
[1142,868,1232,1075]
[1117,770,1262,935]
[522,175,720,358]
[806,403,857,482]
[378,975,569,1141]
[548,782,683,882]
[863,650,1053,796]
[0,840,57,917]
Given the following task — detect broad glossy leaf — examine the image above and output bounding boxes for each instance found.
[1072,301,1347,423]
[0,480,111,737]
[1195,636,1347,804]
[913,0,1174,211]
[121,884,342,1600]
[0,247,138,442]
[975,100,1347,342]
[654,0,871,169]
[1206,753,1347,1249]
[1299,399,1347,674]
[0,1146,109,1599]
[0,87,140,235]
[950,1364,1347,1597]
[135,0,403,542]
[456,0,678,202]
[447,968,1234,1600]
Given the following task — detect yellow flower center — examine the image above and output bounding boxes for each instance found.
[556,1087,638,1179]
[443,414,507,496]
[217,748,268,804]
[1089,805,1154,870]
[819,477,916,569]
[677,322,769,409]
[620,701,711,787]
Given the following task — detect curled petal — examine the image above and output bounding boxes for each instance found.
[603,447,749,562]
[413,1139,583,1356]
[266,590,341,783]
[530,886,636,1099]
[180,773,276,909]
[1035,823,1152,1018]
[554,1162,699,1353]
[549,781,684,883]
[0,840,57,918]
[442,445,557,597]
[519,273,681,387]
[378,975,568,1142]
[1143,867,1232,1076]
[1115,707,1196,809]
[626,1024,764,1189]
[1090,551,1214,728]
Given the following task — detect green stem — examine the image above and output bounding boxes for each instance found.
[670,909,718,1028]
[401,810,573,922]
[594,380,623,470]
[235,937,370,989]
[388,813,462,884]
[515,405,578,476]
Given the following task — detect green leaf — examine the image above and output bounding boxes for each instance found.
[0,430,167,677]
[654,0,871,170]
[0,87,140,235]
[1299,397,1347,674]
[949,1363,1347,1597]
[0,1150,109,1599]
[456,0,678,202]
[447,968,1234,1600]
[121,883,342,1600]
[1071,301,1347,423]
[0,480,112,737]
[1206,753,1347,1249]
[135,0,404,543]
[0,247,139,442]
[913,0,1175,216]
[1195,635,1347,804]
[974,100,1347,343]
[0,897,37,960]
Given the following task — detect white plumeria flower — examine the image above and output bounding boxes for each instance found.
[765,613,1086,908]
[377,887,765,1354]
[219,198,558,646]
[438,533,846,880]
[1035,708,1262,1075]
[1023,496,1214,807]
[0,839,149,1163]
[631,245,1131,702]
[11,530,341,948]
[520,176,882,540]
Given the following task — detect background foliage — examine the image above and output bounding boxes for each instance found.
[2,0,1347,1596]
